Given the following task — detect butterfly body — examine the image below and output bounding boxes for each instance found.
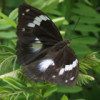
[16,4,79,86]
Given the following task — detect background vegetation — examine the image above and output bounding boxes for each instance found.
[0,0,100,100]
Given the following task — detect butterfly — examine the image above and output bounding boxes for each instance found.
[16,3,79,86]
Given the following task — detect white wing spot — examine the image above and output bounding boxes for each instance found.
[65,80,68,83]
[45,16,50,20]
[70,76,74,80]
[31,38,42,52]
[22,13,25,15]
[33,20,40,26]
[26,9,30,12]
[35,17,42,22]
[27,15,50,28]
[52,75,56,78]
[31,42,42,52]
[34,38,41,43]
[22,28,25,31]
[65,59,78,71]
[35,37,39,41]
[27,23,35,27]
[59,68,65,75]
[38,59,55,72]
[39,15,47,21]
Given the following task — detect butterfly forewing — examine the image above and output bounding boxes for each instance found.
[17,4,62,44]
[16,3,63,65]
[16,3,79,86]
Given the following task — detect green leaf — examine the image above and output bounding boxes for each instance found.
[0,70,18,79]
[0,55,16,75]
[3,77,26,90]
[78,73,95,86]
[62,0,75,20]
[57,85,82,93]
[59,0,64,3]
[43,85,57,98]
[72,2,99,17]
[0,12,17,28]
[41,0,59,12]
[48,9,62,16]
[0,53,12,57]
[25,0,45,7]
[84,0,93,6]
[0,31,16,39]
[0,19,9,24]
[77,52,100,85]
[25,0,59,13]
[0,45,16,54]
[76,99,86,100]
[70,37,97,59]
[0,86,13,93]
[68,24,99,37]
[53,17,68,27]
[0,24,11,30]
[71,15,100,24]
[9,8,18,20]
[61,95,68,100]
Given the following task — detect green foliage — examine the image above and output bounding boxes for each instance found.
[25,0,59,13]
[61,95,68,100]
[0,12,17,28]
[0,0,100,100]
[66,2,100,59]
[0,45,17,75]
[43,85,57,98]
[57,85,82,93]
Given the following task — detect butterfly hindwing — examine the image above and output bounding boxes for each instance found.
[16,38,43,65]
[22,44,79,86]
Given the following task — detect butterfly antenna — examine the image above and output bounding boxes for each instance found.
[65,17,80,40]
[70,35,89,40]
[70,17,80,36]
[69,17,90,40]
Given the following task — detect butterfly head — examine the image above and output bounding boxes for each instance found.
[66,40,71,46]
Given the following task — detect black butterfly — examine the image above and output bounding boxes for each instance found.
[16,3,79,86]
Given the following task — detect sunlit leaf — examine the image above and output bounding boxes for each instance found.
[61,95,68,100]
[9,8,18,20]
[3,77,26,90]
